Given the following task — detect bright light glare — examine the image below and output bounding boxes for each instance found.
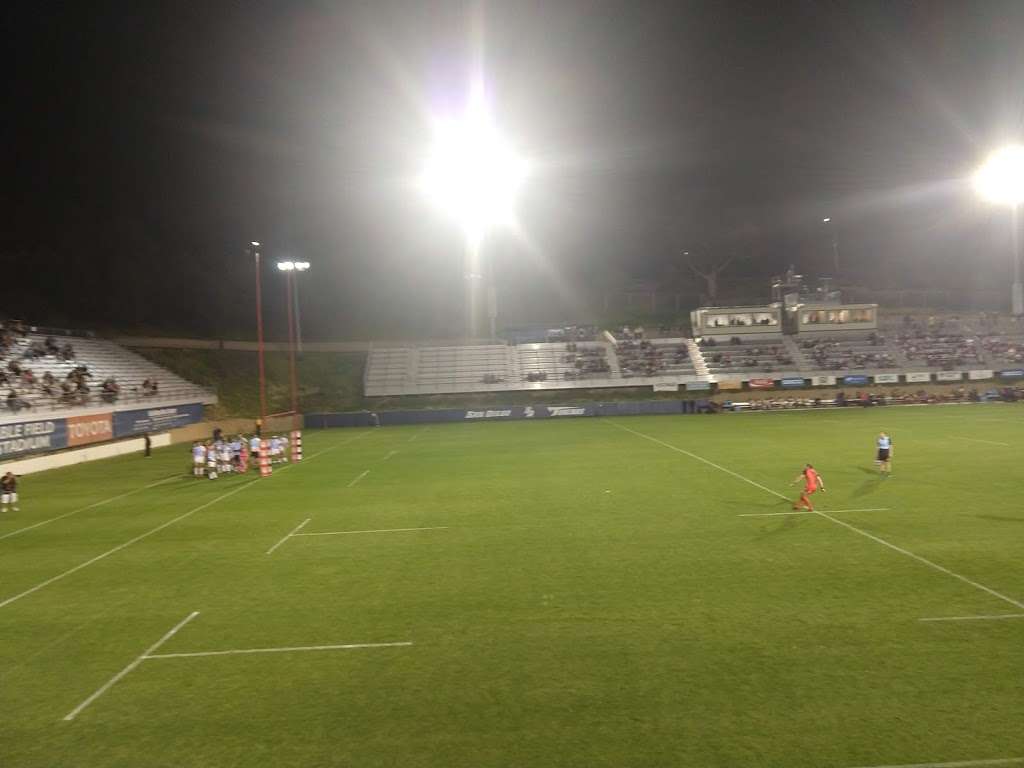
[276,261,294,271]
[822,217,831,223]
[294,262,310,271]
[419,92,527,240]
[974,144,1024,206]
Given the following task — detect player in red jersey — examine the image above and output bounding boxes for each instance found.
[791,463,825,511]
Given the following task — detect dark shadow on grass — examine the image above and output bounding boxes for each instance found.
[857,466,882,475]
[751,515,804,542]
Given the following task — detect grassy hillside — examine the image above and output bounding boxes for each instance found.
[135,348,366,418]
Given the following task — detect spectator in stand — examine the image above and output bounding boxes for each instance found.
[6,389,28,412]
[101,377,120,404]
[7,359,21,377]
[44,336,60,355]
[60,342,74,361]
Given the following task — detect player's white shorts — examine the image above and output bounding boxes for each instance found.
[193,457,204,465]
[2,493,18,504]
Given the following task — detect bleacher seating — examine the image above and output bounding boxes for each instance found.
[363,348,413,391]
[0,323,213,418]
[417,345,513,387]
[979,334,1024,367]
[517,342,610,382]
[698,336,793,374]
[618,339,694,378]
[798,333,897,371]
[893,332,982,370]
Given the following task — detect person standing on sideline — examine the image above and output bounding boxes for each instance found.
[876,432,893,476]
[143,432,152,457]
[1,471,19,512]
[791,464,825,511]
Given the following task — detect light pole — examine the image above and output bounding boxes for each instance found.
[974,144,1024,316]
[251,241,268,430]
[276,260,310,428]
[822,217,840,276]
[419,83,527,340]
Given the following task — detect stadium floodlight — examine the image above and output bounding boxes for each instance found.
[419,88,528,243]
[974,144,1024,315]
[974,144,1024,206]
[276,261,295,271]
[822,217,831,223]
[294,261,310,271]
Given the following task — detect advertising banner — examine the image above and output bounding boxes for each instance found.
[780,378,806,388]
[998,369,1024,379]
[748,378,774,389]
[652,383,679,392]
[873,373,900,384]
[905,372,932,383]
[935,371,963,381]
[0,418,67,458]
[113,403,204,437]
[842,375,869,385]
[716,379,743,391]
[810,375,836,387]
[685,381,711,391]
[66,412,113,447]
[967,370,994,381]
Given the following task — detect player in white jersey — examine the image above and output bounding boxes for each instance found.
[192,441,206,477]
[206,441,218,480]
[876,432,893,476]
[218,441,232,473]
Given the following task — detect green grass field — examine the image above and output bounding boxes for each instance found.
[2,404,1023,768]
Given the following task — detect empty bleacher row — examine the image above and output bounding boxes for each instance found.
[0,324,213,418]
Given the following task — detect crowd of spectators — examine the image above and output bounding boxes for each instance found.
[563,344,611,378]
[618,340,690,377]
[699,337,793,372]
[800,335,896,370]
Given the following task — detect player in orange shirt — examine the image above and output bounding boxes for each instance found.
[791,463,825,511]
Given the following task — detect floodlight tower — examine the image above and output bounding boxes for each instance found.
[251,241,268,428]
[822,217,840,276]
[419,85,527,339]
[276,260,310,427]
[974,144,1024,316]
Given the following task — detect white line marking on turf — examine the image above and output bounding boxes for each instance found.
[0,475,180,542]
[145,641,412,659]
[845,758,1024,768]
[739,508,890,517]
[265,518,311,555]
[609,422,788,501]
[610,421,1024,613]
[407,427,429,442]
[952,436,1011,447]
[384,450,398,461]
[0,481,257,610]
[63,611,199,721]
[294,526,448,537]
[347,469,370,487]
[919,613,1024,622]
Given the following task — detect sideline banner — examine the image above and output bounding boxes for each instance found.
[113,403,204,437]
[0,418,67,458]
[66,412,113,447]
[717,379,743,391]
[906,372,931,383]
[967,370,994,381]
[810,375,836,386]
[842,375,869,385]
[748,378,774,389]
[935,371,963,382]
[780,378,806,389]
[998,369,1024,379]
[652,383,679,392]
[685,381,711,391]
[873,373,899,384]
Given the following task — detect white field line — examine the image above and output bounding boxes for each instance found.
[609,422,789,501]
[300,430,372,462]
[815,511,1024,612]
[145,641,412,659]
[739,508,890,518]
[265,518,311,555]
[0,474,180,542]
[609,421,1024,613]
[845,757,1024,768]
[919,613,1024,623]
[0,481,258,610]
[407,427,430,443]
[63,611,199,721]
[347,469,370,488]
[294,526,448,537]
[384,450,398,461]
[951,436,1011,447]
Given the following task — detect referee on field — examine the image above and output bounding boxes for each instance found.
[876,432,892,476]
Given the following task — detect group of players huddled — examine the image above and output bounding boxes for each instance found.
[190,434,291,479]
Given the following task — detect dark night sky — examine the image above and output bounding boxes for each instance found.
[2,0,1024,338]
